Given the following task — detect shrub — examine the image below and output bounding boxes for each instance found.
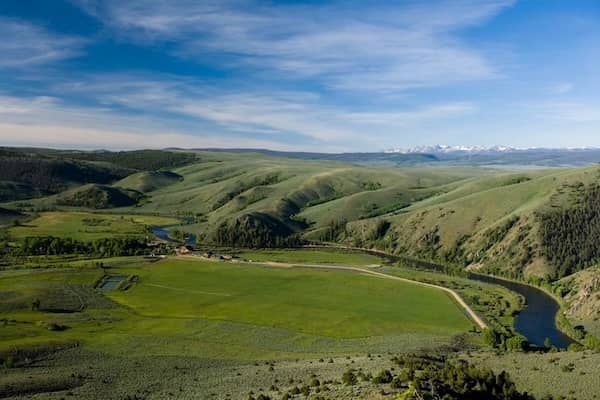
[505,335,527,352]
[373,369,393,384]
[342,369,357,386]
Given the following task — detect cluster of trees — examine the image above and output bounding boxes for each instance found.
[316,219,347,242]
[56,185,141,209]
[0,148,197,202]
[62,149,197,171]
[340,354,538,399]
[413,358,535,399]
[383,354,536,400]
[213,213,304,248]
[538,183,600,278]
[17,236,151,257]
[483,328,528,352]
[0,157,127,196]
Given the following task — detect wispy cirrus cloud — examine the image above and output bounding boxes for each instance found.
[74,0,512,93]
[0,71,476,151]
[0,18,85,68]
[51,73,476,143]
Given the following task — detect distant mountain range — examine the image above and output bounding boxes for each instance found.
[384,145,600,154]
[191,146,600,167]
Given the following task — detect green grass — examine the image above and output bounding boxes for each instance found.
[237,248,383,266]
[0,257,472,361]
[465,351,600,400]
[110,259,471,338]
[8,211,179,241]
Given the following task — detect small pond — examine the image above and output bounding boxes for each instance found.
[100,275,128,291]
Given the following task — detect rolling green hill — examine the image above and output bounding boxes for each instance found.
[5,148,600,283]
[55,184,143,209]
[115,170,182,193]
[0,148,197,202]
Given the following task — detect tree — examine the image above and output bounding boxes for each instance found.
[505,335,527,352]
[483,327,501,348]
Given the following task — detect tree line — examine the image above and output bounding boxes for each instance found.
[15,236,153,257]
[538,183,600,278]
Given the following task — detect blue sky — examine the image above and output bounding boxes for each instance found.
[0,0,598,152]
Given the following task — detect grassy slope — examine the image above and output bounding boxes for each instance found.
[114,170,182,193]
[6,151,600,281]
[117,152,485,240]
[346,165,600,278]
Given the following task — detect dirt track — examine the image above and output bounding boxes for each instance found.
[177,254,488,330]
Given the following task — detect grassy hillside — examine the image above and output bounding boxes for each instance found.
[0,148,197,202]
[116,152,484,246]
[54,184,143,209]
[5,149,600,282]
[115,170,182,193]
[345,166,600,280]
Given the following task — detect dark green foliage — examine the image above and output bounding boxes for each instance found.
[369,219,391,241]
[373,369,393,384]
[483,328,501,348]
[505,335,528,352]
[0,148,195,202]
[538,184,600,277]
[317,219,347,242]
[60,149,197,171]
[214,213,303,248]
[18,236,150,257]
[56,185,142,209]
[391,355,535,400]
[0,157,131,198]
[481,216,520,253]
[341,369,357,386]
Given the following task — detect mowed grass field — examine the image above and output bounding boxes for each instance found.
[110,259,472,338]
[0,257,472,361]
[237,248,383,266]
[8,211,179,241]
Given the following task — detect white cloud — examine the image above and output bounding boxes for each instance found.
[0,80,476,151]
[0,18,85,68]
[74,0,512,93]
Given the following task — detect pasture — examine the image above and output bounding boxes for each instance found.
[237,248,384,266]
[0,257,472,362]
[110,258,472,338]
[8,211,179,241]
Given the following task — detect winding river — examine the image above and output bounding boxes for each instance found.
[150,224,196,246]
[146,240,574,348]
[469,273,574,349]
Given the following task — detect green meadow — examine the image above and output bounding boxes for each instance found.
[0,257,472,360]
[8,211,178,241]
[237,248,383,266]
